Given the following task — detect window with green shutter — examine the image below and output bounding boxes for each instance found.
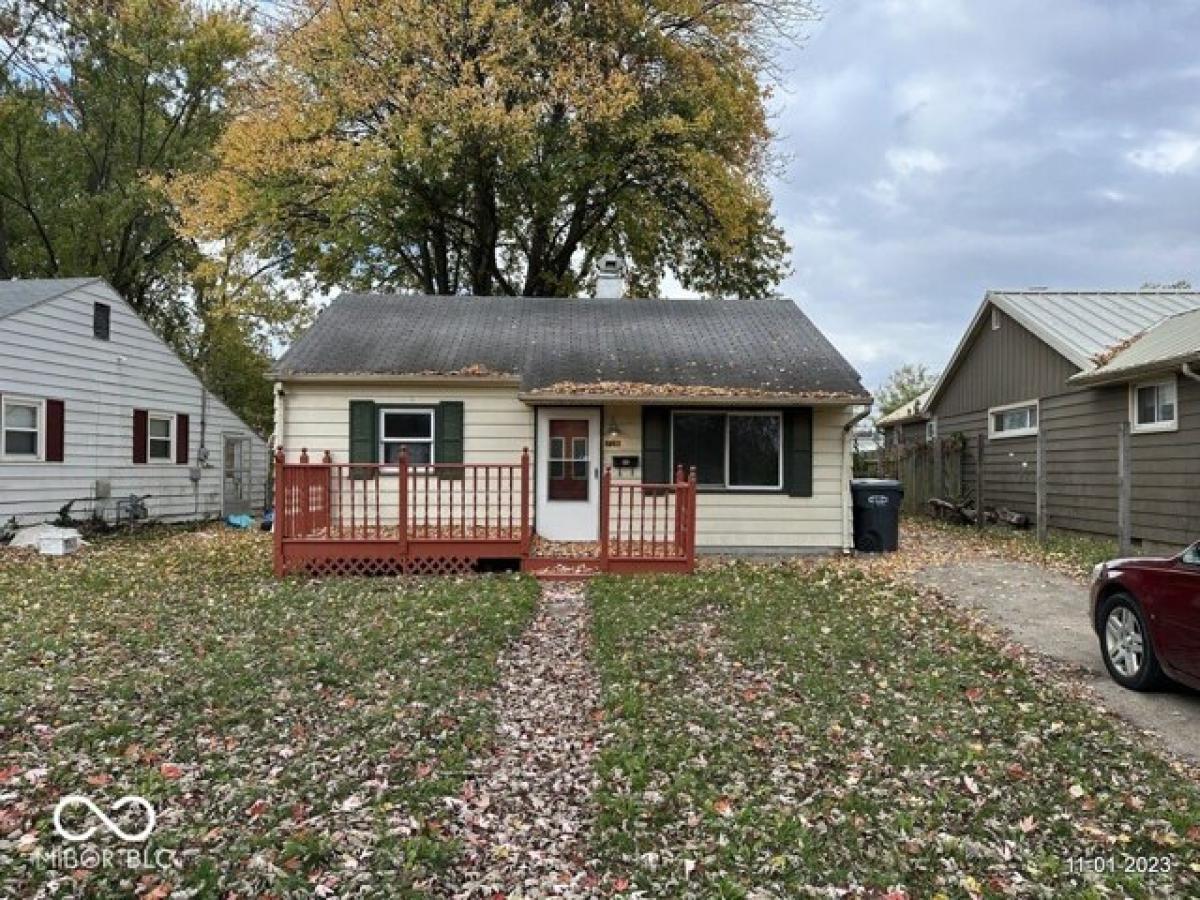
[348,400,377,479]
[435,401,464,480]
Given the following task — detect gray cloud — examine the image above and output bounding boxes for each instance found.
[769,0,1200,391]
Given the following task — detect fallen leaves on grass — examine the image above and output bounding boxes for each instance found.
[0,527,538,897]
[588,567,1200,897]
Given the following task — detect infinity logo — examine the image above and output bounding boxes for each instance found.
[53,795,157,843]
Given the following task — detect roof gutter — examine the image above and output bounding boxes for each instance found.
[1068,351,1200,386]
[273,372,522,386]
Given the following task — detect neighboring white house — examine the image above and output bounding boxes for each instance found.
[0,278,268,526]
[273,294,872,553]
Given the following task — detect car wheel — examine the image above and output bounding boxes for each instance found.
[1099,593,1165,691]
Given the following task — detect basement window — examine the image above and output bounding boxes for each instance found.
[1131,378,1177,433]
[988,400,1038,439]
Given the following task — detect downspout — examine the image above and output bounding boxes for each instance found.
[1182,363,1200,384]
[841,405,872,553]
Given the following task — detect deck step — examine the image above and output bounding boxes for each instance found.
[522,557,605,580]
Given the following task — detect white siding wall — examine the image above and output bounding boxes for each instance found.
[280,386,854,552]
[600,404,854,551]
[0,281,268,525]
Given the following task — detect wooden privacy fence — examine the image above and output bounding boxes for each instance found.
[886,424,1149,553]
[882,439,966,514]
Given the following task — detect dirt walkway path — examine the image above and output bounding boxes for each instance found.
[914,559,1200,764]
[445,581,603,899]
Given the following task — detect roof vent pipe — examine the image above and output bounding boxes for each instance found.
[594,253,626,299]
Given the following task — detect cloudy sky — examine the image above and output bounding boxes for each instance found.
[769,0,1200,391]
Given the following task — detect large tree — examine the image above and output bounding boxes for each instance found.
[178,0,813,298]
[875,363,937,417]
[0,0,254,341]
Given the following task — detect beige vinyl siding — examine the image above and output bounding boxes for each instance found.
[0,282,267,525]
[282,391,855,552]
[277,381,535,529]
[277,382,534,463]
[601,404,853,551]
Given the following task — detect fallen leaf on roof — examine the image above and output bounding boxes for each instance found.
[526,380,867,400]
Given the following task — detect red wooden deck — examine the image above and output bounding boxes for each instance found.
[272,448,697,578]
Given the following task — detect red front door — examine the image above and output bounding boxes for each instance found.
[548,419,590,501]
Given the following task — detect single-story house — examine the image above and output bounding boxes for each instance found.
[876,388,932,448]
[0,278,268,526]
[924,288,1200,548]
[271,294,871,574]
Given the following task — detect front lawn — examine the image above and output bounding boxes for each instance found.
[0,530,537,897]
[590,568,1200,897]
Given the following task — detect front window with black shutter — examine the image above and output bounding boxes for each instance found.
[671,411,782,490]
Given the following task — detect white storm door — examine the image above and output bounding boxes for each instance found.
[535,408,601,541]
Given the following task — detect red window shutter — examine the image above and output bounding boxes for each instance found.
[176,413,189,464]
[132,409,148,464]
[46,399,65,462]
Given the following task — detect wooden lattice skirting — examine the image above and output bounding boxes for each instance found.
[282,554,479,578]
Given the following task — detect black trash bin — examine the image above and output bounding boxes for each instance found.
[850,478,904,552]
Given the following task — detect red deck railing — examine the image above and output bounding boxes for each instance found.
[274,447,530,575]
[600,465,697,570]
[272,447,696,577]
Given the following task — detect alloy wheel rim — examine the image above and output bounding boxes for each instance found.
[1105,607,1145,679]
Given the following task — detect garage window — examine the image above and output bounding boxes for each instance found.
[988,400,1038,439]
[1131,378,1177,433]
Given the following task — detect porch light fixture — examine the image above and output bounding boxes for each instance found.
[605,421,624,439]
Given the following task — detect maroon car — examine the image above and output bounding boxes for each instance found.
[1090,542,1200,691]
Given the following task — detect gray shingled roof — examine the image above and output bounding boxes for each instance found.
[274,294,869,400]
[0,277,101,320]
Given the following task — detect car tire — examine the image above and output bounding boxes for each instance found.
[1099,592,1165,692]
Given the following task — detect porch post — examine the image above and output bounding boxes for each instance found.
[520,447,531,554]
[674,464,685,553]
[686,466,698,568]
[398,447,409,555]
[273,447,285,576]
[599,466,612,569]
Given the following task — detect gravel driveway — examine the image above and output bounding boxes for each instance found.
[914,559,1200,764]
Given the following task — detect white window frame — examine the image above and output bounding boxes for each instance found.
[991,308,1001,331]
[1,395,45,462]
[670,410,784,491]
[926,417,938,442]
[379,407,435,470]
[1129,377,1178,434]
[987,399,1039,439]
[146,413,175,463]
